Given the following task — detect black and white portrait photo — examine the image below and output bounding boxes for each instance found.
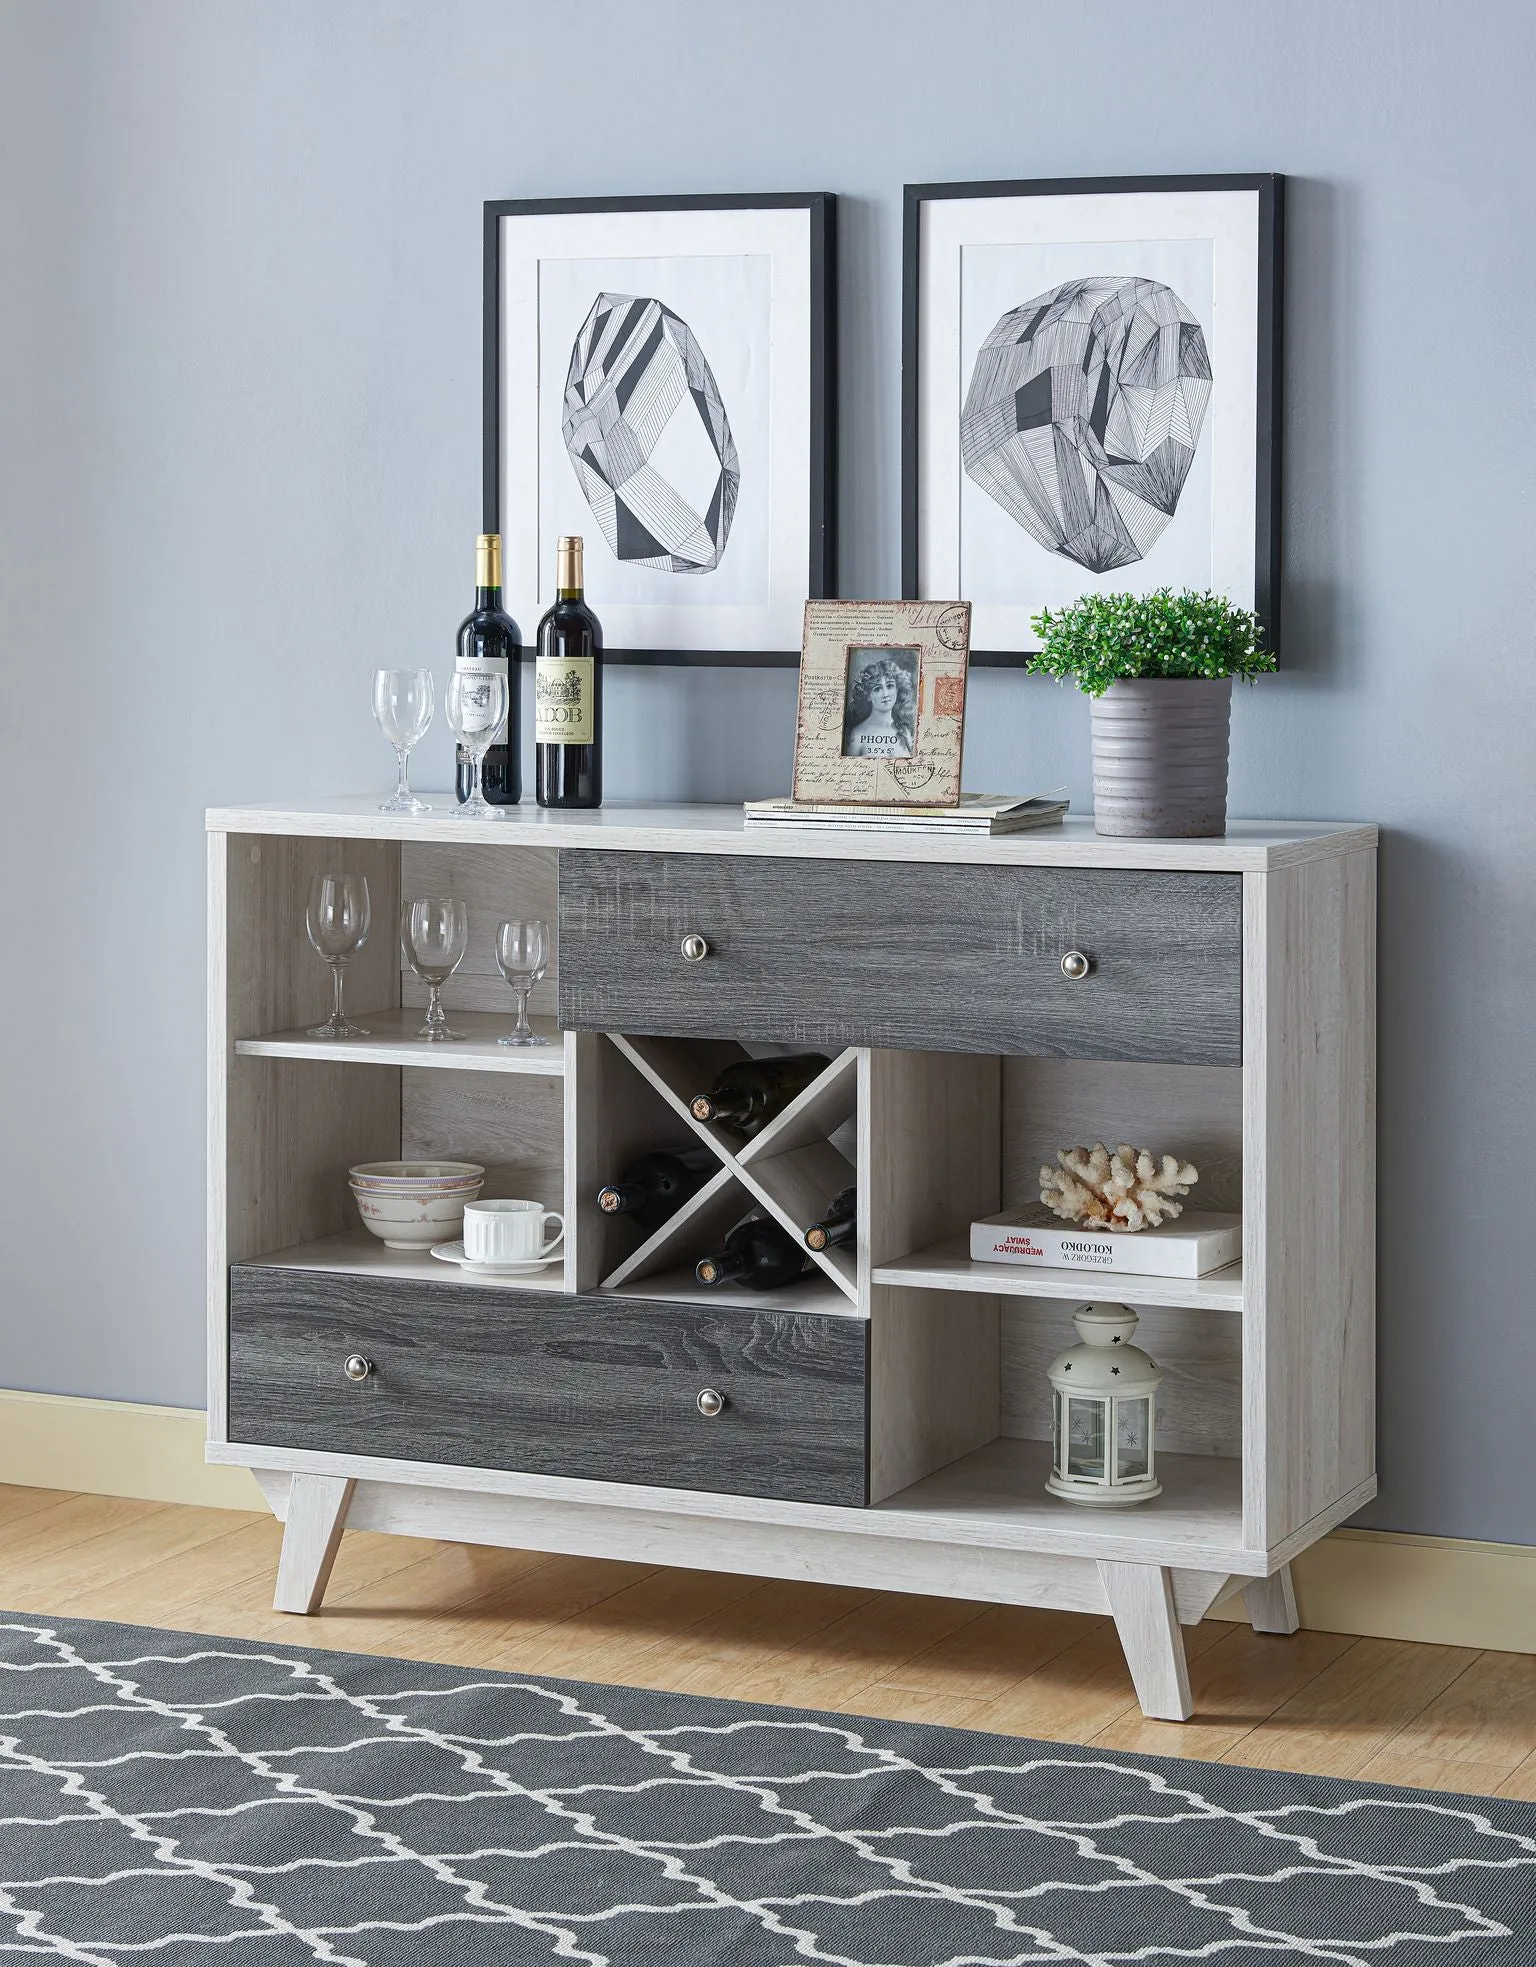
[840,647,919,759]
[793,599,969,806]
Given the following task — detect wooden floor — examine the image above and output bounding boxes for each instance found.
[2,1482,1534,1799]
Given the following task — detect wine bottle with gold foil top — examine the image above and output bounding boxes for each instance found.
[455,533,521,805]
[535,534,603,808]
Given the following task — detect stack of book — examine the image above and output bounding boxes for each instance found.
[743,793,1069,837]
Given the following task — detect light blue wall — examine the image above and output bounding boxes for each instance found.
[2,0,1533,1542]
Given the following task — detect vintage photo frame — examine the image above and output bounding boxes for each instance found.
[486,192,836,666]
[792,599,971,806]
[903,174,1283,663]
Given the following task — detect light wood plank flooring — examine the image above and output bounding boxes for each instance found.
[2,1484,1533,1799]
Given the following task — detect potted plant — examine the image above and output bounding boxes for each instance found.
[1030,589,1275,838]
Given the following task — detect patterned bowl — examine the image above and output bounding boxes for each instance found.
[350,1179,484,1249]
[348,1161,485,1191]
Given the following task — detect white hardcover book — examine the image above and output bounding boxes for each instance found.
[970,1207,1242,1278]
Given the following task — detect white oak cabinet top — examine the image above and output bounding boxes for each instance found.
[206,796,1375,872]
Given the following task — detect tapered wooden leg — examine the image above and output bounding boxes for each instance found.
[273,1475,355,1614]
[1098,1560,1194,1720]
[1244,1563,1300,1634]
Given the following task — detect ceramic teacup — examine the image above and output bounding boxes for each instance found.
[462,1198,564,1265]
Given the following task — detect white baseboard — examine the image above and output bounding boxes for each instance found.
[2,1392,1531,1654]
[0,1390,263,1510]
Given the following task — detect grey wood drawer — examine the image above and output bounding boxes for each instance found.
[227,1268,868,1506]
[559,851,1242,1065]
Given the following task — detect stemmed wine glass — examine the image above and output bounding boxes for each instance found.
[372,668,435,814]
[445,670,509,820]
[495,919,550,1048]
[306,874,371,1039]
[402,897,468,1041]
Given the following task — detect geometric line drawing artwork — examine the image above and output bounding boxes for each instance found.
[4,1614,1536,1967]
[962,275,1213,573]
[563,293,740,575]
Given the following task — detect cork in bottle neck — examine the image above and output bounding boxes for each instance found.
[556,534,583,596]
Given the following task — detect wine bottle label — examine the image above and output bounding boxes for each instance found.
[455,655,509,744]
[535,655,595,744]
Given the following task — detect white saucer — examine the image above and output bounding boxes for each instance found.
[430,1240,563,1276]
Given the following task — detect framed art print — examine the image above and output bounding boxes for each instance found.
[903,175,1283,662]
[486,192,836,665]
[791,599,970,806]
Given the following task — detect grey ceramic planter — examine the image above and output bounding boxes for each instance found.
[1090,677,1233,838]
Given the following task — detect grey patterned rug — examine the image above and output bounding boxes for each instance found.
[2,1613,1533,1964]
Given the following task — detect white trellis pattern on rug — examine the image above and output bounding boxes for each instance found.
[1,1614,1534,1965]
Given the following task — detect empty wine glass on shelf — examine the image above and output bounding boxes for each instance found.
[372,668,435,814]
[445,669,509,820]
[495,919,550,1047]
[401,896,468,1041]
[305,873,371,1039]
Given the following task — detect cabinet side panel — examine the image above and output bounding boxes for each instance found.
[864,1049,1002,1501]
[208,833,230,1438]
[219,835,402,1256]
[1245,852,1377,1549]
[226,832,400,1036]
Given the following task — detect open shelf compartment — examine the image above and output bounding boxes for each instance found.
[861,1048,1247,1512]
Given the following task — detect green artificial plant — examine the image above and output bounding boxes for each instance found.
[1029,589,1275,697]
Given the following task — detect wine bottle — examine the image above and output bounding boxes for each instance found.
[688,1053,831,1138]
[805,1186,857,1252]
[455,533,521,805]
[535,535,603,808]
[596,1146,716,1232]
[695,1213,813,1291]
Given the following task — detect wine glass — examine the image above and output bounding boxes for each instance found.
[495,919,549,1047]
[372,668,435,814]
[401,896,468,1041]
[445,669,509,820]
[306,874,371,1038]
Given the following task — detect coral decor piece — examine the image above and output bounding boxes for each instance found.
[1040,1142,1199,1232]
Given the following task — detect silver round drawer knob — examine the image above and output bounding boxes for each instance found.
[696,1387,725,1417]
[343,1354,373,1382]
[680,934,710,963]
[1060,949,1092,981]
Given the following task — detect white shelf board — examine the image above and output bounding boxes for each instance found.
[206,795,1378,873]
[239,1231,568,1293]
[873,1236,1244,1312]
[234,1008,565,1075]
[596,1264,865,1322]
[875,1436,1243,1557]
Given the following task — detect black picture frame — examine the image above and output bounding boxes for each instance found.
[484,192,837,668]
[902,174,1284,666]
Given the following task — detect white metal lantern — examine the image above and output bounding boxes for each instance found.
[1047,1303,1162,1506]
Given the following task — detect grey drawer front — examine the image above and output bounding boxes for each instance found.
[227,1268,868,1506]
[559,851,1242,1065]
